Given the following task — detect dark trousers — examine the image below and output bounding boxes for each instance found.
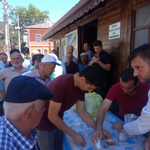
[37,128,63,150]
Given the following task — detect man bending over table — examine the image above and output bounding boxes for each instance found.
[36,66,111,150]
[91,68,150,143]
[113,44,150,150]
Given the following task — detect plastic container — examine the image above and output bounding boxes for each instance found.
[124,114,137,123]
[124,114,138,139]
[115,130,129,142]
[95,139,101,149]
[95,139,107,150]
[104,139,117,149]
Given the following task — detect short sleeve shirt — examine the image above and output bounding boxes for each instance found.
[106,82,150,120]
[0,66,29,91]
[93,50,112,78]
[99,50,112,65]
[36,74,85,131]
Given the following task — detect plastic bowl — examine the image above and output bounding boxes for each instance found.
[104,139,117,149]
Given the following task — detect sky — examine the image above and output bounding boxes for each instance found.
[0,0,79,24]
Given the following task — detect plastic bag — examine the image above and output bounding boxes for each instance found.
[72,92,103,118]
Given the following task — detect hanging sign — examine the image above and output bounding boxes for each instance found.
[109,22,121,40]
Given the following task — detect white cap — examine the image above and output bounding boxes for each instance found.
[41,55,61,66]
[49,53,58,60]
[80,52,88,57]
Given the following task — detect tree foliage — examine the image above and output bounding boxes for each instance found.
[9,4,49,27]
[9,4,49,53]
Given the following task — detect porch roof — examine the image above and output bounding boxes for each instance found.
[42,0,105,40]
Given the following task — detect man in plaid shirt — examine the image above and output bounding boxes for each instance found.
[0,76,53,150]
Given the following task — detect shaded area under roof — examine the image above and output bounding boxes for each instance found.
[42,0,105,40]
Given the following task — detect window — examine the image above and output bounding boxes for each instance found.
[133,5,150,49]
[37,49,41,54]
[43,39,48,42]
[44,49,48,55]
[36,34,41,42]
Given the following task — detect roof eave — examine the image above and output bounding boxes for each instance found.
[42,0,105,40]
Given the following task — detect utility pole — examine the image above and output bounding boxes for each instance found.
[0,0,11,54]
[1,0,11,45]
[15,15,21,52]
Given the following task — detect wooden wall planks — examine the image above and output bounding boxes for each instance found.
[51,0,150,85]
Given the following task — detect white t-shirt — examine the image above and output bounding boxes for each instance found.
[124,90,150,135]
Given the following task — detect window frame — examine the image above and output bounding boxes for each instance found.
[43,49,48,55]
[36,34,41,42]
[131,5,150,50]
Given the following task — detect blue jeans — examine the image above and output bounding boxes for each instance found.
[37,128,63,150]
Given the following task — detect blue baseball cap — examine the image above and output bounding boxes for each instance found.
[41,55,61,66]
[5,76,54,103]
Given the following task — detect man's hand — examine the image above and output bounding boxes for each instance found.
[92,56,100,64]
[102,129,112,140]
[143,134,150,150]
[72,132,86,145]
[113,121,124,131]
[91,128,112,143]
[0,91,5,100]
[88,59,95,66]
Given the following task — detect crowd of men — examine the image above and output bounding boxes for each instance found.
[0,40,150,150]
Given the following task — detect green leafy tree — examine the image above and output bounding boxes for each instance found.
[9,4,49,53]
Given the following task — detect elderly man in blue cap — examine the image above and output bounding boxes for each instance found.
[0,76,54,150]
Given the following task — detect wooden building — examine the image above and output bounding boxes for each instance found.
[42,0,150,84]
[24,22,54,56]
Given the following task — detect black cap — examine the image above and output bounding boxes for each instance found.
[10,49,20,56]
[5,76,53,103]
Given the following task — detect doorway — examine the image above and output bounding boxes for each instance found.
[78,20,97,60]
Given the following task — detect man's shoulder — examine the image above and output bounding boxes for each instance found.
[0,117,14,149]
[89,50,93,54]
[78,62,82,65]
[102,50,111,56]
[72,61,78,67]
[73,56,78,60]
[5,63,12,68]
[22,70,31,75]
[50,74,73,86]
[62,55,66,59]
[25,70,38,77]
[0,67,12,72]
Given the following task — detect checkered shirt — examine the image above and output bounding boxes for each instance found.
[0,116,39,150]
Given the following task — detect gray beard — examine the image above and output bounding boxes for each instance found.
[12,62,23,68]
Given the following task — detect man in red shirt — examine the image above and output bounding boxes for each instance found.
[91,68,150,142]
[36,66,111,150]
